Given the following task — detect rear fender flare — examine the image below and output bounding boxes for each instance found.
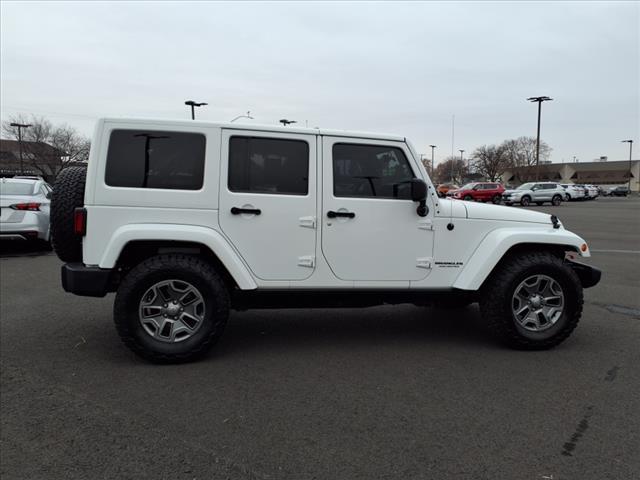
[99,224,257,290]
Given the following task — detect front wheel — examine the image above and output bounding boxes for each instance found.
[552,195,562,206]
[114,254,230,363]
[479,251,583,349]
[520,196,531,207]
[464,194,473,201]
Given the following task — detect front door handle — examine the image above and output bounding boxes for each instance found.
[231,207,261,215]
[327,210,355,219]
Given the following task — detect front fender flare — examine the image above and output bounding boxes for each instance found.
[99,224,257,290]
[452,227,588,291]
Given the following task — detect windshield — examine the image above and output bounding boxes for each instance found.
[0,182,35,195]
[460,183,476,190]
[517,183,535,190]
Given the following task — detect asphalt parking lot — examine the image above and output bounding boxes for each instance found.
[1,197,639,480]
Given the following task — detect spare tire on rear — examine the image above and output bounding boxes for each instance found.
[50,166,86,262]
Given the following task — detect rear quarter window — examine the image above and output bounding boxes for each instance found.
[105,130,206,190]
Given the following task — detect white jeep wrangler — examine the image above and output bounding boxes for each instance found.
[51,118,601,362]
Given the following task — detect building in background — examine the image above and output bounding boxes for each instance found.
[500,159,639,192]
[0,139,85,183]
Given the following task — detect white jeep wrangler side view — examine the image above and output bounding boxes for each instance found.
[50,118,601,362]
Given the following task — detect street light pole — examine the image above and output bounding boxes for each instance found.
[429,145,436,178]
[184,100,208,120]
[459,149,465,182]
[9,122,32,174]
[622,139,633,192]
[279,119,297,126]
[527,96,552,181]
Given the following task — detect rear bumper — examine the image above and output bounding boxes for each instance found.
[566,260,601,289]
[61,263,115,297]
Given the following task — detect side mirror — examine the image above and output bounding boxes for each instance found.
[410,178,428,217]
[410,178,427,202]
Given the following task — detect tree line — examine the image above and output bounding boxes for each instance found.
[2,114,91,179]
[427,137,552,185]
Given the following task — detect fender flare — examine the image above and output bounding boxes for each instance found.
[452,227,589,291]
[99,223,257,290]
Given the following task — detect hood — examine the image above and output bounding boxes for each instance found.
[464,201,553,224]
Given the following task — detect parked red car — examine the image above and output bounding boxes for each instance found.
[446,182,505,203]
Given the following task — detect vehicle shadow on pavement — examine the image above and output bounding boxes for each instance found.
[0,241,52,258]
[217,305,494,358]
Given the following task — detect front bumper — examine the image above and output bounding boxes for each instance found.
[61,263,116,297]
[566,260,601,289]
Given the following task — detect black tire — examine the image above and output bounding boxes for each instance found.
[492,194,501,204]
[464,194,473,201]
[479,251,583,350]
[536,202,544,206]
[520,196,531,207]
[552,194,562,206]
[50,167,86,262]
[114,254,230,363]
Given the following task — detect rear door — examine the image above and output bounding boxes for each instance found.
[321,137,433,281]
[219,130,317,281]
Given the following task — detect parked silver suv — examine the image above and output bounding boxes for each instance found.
[502,182,565,207]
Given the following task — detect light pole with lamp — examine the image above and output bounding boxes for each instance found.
[621,139,633,192]
[9,122,32,175]
[184,100,207,120]
[527,96,553,180]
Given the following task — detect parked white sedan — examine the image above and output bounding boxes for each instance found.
[0,177,52,243]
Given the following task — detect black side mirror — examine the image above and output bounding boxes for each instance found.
[411,178,427,202]
[410,178,428,217]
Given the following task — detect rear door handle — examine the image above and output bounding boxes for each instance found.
[231,207,261,215]
[327,210,355,219]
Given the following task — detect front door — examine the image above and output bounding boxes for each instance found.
[321,137,434,281]
[219,130,317,281]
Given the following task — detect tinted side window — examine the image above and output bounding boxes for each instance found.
[105,130,205,190]
[333,143,414,199]
[228,137,309,195]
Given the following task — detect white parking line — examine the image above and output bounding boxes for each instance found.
[591,249,640,254]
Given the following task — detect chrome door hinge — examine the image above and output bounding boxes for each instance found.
[297,255,315,268]
[416,257,432,269]
[418,219,433,230]
[299,216,316,229]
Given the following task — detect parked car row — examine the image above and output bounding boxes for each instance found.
[438,181,632,207]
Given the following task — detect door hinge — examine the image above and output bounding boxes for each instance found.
[418,219,433,230]
[297,255,315,268]
[416,257,432,269]
[299,216,316,229]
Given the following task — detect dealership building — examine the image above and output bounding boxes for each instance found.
[500,159,639,192]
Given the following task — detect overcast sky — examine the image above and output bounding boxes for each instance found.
[1,1,638,164]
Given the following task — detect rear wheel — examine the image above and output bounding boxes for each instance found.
[552,194,562,206]
[479,251,582,349]
[114,254,229,363]
[520,196,531,207]
[50,167,86,262]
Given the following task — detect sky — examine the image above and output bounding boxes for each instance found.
[1,1,638,165]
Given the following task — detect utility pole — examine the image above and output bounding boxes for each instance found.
[429,145,436,178]
[622,139,633,191]
[9,122,32,174]
[527,96,552,180]
[184,100,207,120]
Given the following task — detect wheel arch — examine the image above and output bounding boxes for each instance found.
[100,224,257,290]
[452,228,588,291]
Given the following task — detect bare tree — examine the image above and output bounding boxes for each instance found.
[433,156,468,185]
[501,136,551,168]
[2,114,90,179]
[471,144,511,181]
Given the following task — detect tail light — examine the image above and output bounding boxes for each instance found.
[10,202,41,211]
[74,207,87,236]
